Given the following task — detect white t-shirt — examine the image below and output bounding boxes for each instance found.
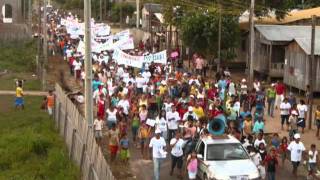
[117,99,130,115]
[308,150,318,163]
[280,102,291,115]
[251,153,262,167]
[106,109,117,122]
[164,102,174,112]
[297,104,308,119]
[73,61,82,70]
[93,119,104,130]
[287,141,306,162]
[253,82,261,92]
[142,71,151,81]
[136,77,145,88]
[156,117,168,132]
[166,111,180,130]
[149,137,167,158]
[254,139,266,149]
[170,138,185,157]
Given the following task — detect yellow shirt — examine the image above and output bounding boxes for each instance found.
[193,107,204,118]
[16,87,23,97]
[315,110,320,119]
[159,85,167,95]
[190,86,197,95]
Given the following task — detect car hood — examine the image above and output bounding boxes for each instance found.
[206,159,259,178]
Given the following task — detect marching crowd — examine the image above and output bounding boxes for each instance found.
[40,9,320,180]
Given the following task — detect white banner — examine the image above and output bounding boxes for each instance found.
[113,49,167,68]
[113,48,144,68]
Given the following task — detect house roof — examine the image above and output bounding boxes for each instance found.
[255,25,320,55]
[260,7,320,25]
[240,7,320,30]
[143,3,162,13]
[294,38,320,55]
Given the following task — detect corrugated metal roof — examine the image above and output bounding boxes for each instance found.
[143,3,162,13]
[255,25,320,55]
[294,38,320,55]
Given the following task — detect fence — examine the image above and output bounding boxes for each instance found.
[54,84,116,180]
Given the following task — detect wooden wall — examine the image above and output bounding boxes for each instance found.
[253,31,269,74]
[284,42,320,92]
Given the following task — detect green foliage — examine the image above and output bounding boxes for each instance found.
[180,10,240,60]
[0,96,80,180]
[0,40,37,73]
[110,2,135,23]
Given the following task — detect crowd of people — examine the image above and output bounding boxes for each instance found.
[42,9,320,180]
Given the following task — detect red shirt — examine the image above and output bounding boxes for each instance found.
[275,83,285,95]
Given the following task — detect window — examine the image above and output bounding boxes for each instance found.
[206,143,249,161]
[2,4,13,23]
[197,142,205,159]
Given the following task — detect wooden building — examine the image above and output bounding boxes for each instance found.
[284,36,320,92]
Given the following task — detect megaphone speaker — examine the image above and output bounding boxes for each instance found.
[207,114,226,136]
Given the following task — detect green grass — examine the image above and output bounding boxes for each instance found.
[0,74,41,91]
[0,40,37,73]
[0,96,80,180]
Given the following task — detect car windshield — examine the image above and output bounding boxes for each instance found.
[206,143,249,161]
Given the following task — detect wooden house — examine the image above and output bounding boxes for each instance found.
[284,34,320,92]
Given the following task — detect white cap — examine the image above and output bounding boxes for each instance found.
[190,95,195,98]
[188,106,193,112]
[155,129,162,134]
[294,133,301,139]
[161,80,166,85]
[242,78,246,83]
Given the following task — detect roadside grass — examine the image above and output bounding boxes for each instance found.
[0,40,41,91]
[0,95,80,180]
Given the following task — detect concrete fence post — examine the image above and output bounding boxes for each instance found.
[57,102,62,130]
[64,112,68,139]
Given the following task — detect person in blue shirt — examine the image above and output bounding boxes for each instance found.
[253,118,265,134]
[92,75,102,92]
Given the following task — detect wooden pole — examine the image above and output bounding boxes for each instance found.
[217,4,222,72]
[136,0,140,28]
[42,0,47,90]
[308,15,316,130]
[248,0,255,85]
[84,0,93,126]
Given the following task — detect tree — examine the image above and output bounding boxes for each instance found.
[110,2,135,23]
[180,10,240,61]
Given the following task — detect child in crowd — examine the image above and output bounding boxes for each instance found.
[119,133,130,164]
[108,123,119,162]
[315,105,320,138]
[131,113,140,146]
[93,117,103,145]
[307,144,318,179]
[186,151,198,180]
[279,136,288,167]
[138,122,151,159]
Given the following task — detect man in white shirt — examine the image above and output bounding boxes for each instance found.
[297,99,308,133]
[93,118,104,145]
[253,79,261,92]
[183,106,198,122]
[149,129,167,180]
[135,73,145,94]
[166,106,180,141]
[280,98,291,130]
[287,133,305,177]
[117,96,130,116]
[170,132,185,177]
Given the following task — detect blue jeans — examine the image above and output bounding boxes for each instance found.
[267,172,275,180]
[267,98,275,117]
[153,158,164,180]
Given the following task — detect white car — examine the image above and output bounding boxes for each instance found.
[195,135,260,180]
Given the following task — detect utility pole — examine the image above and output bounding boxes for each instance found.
[100,0,103,21]
[28,0,32,26]
[248,0,255,85]
[42,0,48,91]
[37,0,42,78]
[217,3,222,72]
[136,0,140,28]
[120,0,123,28]
[84,0,93,127]
[308,15,316,130]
